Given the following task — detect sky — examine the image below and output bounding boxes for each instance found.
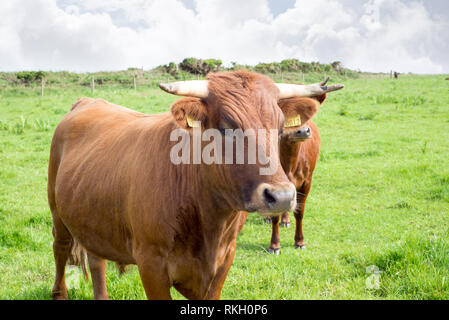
[1,0,448,74]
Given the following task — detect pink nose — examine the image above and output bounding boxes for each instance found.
[262,185,296,212]
[246,182,296,215]
[295,126,311,139]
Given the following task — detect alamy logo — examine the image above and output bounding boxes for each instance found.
[365,265,382,290]
[65,266,82,289]
[170,121,279,176]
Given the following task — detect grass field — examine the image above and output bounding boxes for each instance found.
[0,74,448,300]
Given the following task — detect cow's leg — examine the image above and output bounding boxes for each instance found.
[268,215,281,255]
[135,254,172,300]
[280,212,290,228]
[87,253,109,300]
[264,216,272,224]
[205,242,237,300]
[294,186,311,249]
[51,217,72,300]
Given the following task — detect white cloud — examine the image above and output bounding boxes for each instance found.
[0,0,447,73]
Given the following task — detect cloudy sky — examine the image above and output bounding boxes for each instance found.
[1,0,448,73]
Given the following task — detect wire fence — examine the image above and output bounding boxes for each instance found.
[0,69,390,97]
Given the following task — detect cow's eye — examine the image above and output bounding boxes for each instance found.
[218,120,234,136]
[219,127,234,137]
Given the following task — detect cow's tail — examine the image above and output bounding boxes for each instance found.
[68,238,89,282]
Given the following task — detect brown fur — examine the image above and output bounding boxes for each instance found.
[48,70,293,300]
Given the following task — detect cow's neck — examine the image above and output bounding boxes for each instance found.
[159,123,244,296]
[280,140,302,177]
[175,176,242,295]
[194,185,240,246]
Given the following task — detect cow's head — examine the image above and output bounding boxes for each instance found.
[278,79,329,143]
[278,96,325,142]
[161,71,343,216]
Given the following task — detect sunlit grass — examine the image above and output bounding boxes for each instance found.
[0,75,448,299]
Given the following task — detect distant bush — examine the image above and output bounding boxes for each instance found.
[252,59,353,76]
[255,62,281,73]
[16,71,47,84]
[161,62,179,78]
[179,58,222,76]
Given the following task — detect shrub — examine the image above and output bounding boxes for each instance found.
[16,71,47,84]
[179,58,222,76]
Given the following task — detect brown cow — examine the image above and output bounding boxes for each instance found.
[266,84,329,254]
[48,70,343,300]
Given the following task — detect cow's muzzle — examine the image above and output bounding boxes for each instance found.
[245,182,296,216]
[282,126,312,142]
[293,126,311,141]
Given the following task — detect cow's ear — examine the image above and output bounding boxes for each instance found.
[171,98,208,130]
[279,97,319,128]
[314,93,327,104]
[294,82,327,104]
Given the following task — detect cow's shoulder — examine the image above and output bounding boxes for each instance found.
[71,97,96,111]
[70,97,117,112]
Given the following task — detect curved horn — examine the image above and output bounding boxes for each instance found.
[275,81,344,99]
[318,76,330,86]
[158,80,209,98]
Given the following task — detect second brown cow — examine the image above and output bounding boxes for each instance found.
[266,90,328,254]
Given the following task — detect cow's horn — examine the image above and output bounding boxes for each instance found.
[159,80,209,98]
[275,82,344,99]
[319,76,330,86]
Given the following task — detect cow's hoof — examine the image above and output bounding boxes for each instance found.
[268,248,280,255]
[52,293,68,300]
[295,244,306,250]
[280,222,290,228]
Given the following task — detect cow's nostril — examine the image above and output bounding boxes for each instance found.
[251,183,296,215]
[263,188,277,206]
[295,127,311,139]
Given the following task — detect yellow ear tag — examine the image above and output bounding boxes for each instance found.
[284,115,302,128]
[186,116,200,128]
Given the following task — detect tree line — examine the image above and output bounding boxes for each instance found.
[158,58,351,79]
[1,58,357,86]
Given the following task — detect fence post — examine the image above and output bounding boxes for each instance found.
[133,75,137,90]
[41,78,45,97]
[91,75,95,94]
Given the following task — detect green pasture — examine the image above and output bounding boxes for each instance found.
[0,74,448,299]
